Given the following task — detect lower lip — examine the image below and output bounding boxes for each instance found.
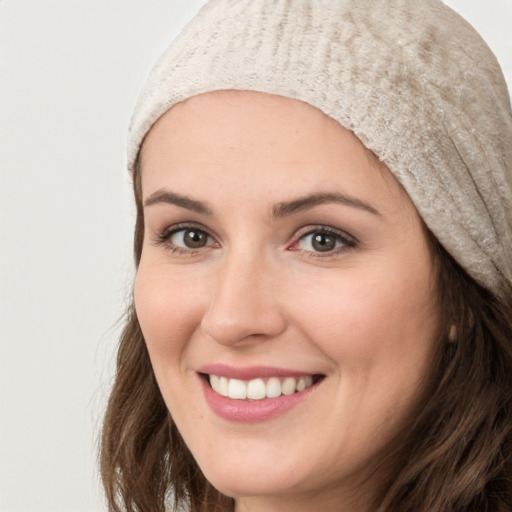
[200,376,320,423]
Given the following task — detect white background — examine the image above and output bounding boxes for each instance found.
[1,1,511,511]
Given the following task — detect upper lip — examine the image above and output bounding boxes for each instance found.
[198,363,320,380]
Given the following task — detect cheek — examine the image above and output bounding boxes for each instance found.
[291,262,438,387]
[133,262,204,364]
[133,262,211,425]
[298,270,438,452]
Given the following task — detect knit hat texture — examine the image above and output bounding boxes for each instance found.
[128,0,512,297]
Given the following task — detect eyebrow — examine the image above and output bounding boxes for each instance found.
[143,189,380,218]
[144,189,213,215]
[272,192,380,217]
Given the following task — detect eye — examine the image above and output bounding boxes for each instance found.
[169,228,213,249]
[292,227,357,254]
[152,224,217,254]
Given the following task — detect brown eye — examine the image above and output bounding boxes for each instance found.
[183,229,208,248]
[169,228,212,249]
[296,228,356,254]
[311,233,337,252]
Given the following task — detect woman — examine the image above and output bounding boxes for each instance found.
[100,1,512,511]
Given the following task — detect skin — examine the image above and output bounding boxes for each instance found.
[135,91,441,512]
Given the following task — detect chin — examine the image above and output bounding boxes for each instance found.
[207,475,294,501]
[199,456,305,499]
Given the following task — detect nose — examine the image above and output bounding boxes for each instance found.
[200,250,287,346]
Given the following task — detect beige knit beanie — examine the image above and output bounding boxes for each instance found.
[127,0,512,298]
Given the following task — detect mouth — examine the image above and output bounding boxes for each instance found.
[198,365,326,422]
[202,373,324,400]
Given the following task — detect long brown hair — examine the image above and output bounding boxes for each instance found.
[100,158,512,511]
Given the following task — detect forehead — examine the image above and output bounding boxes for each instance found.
[140,90,411,216]
[142,90,376,167]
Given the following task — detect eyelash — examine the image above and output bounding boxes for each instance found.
[289,225,357,257]
[152,223,358,257]
[152,222,216,256]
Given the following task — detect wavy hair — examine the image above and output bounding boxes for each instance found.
[100,158,512,512]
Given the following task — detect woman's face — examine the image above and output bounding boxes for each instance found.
[135,91,440,510]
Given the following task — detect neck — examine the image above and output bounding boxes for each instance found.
[233,485,376,512]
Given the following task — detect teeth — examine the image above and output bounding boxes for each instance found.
[228,378,247,399]
[281,377,296,396]
[266,377,281,398]
[209,374,316,400]
[247,378,266,400]
[297,377,307,392]
[219,376,229,397]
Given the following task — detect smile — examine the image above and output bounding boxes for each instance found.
[199,368,324,423]
[208,374,315,400]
